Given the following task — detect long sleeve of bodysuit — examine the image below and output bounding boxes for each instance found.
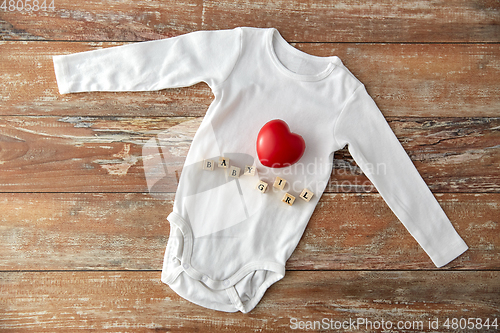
[53,28,242,94]
[334,84,468,267]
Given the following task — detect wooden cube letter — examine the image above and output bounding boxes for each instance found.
[243,165,256,176]
[229,166,241,178]
[203,159,215,171]
[299,188,314,202]
[218,157,229,168]
[273,176,287,190]
[256,180,268,193]
[282,193,295,206]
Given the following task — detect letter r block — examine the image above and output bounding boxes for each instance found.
[281,193,295,206]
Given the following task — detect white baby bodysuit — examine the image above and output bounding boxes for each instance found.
[53,27,468,313]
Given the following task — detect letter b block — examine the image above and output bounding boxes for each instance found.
[203,159,215,171]
[229,166,241,178]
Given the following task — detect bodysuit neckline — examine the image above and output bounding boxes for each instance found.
[266,28,338,82]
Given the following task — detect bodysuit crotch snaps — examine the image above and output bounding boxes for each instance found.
[162,210,286,313]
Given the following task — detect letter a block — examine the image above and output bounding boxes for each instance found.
[229,166,241,178]
[256,180,268,193]
[282,193,295,206]
[299,188,314,202]
[273,176,287,190]
[218,157,229,168]
[244,165,256,176]
[203,159,215,171]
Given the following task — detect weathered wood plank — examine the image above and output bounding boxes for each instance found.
[309,43,500,118]
[0,41,213,117]
[1,0,499,42]
[0,0,203,41]
[294,193,498,270]
[1,41,499,117]
[332,117,500,193]
[0,193,497,270]
[0,116,186,192]
[0,271,498,331]
[203,0,500,43]
[0,116,498,193]
[0,193,171,271]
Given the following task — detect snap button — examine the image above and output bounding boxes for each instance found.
[201,275,208,282]
[223,279,231,287]
[182,263,190,269]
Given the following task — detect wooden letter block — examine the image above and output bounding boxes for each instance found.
[299,188,314,202]
[218,157,229,168]
[229,166,241,178]
[243,165,256,176]
[282,193,295,206]
[256,180,268,193]
[203,159,215,171]
[273,177,287,190]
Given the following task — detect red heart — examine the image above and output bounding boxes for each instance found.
[256,119,306,168]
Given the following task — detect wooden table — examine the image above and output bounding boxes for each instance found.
[1,1,499,331]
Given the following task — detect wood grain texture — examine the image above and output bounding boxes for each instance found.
[0,193,497,271]
[202,0,500,43]
[0,116,498,192]
[0,41,212,117]
[333,117,500,193]
[1,41,499,117]
[0,0,203,41]
[1,271,498,331]
[1,0,499,42]
[0,116,188,192]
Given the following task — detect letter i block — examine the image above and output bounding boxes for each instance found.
[282,193,295,206]
[203,159,215,171]
[256,180,268,193]
[299,188,314,202]
[243,165,256,176]
[273,176,287,190]
[218,157,229,168]
[229,166,241,178]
